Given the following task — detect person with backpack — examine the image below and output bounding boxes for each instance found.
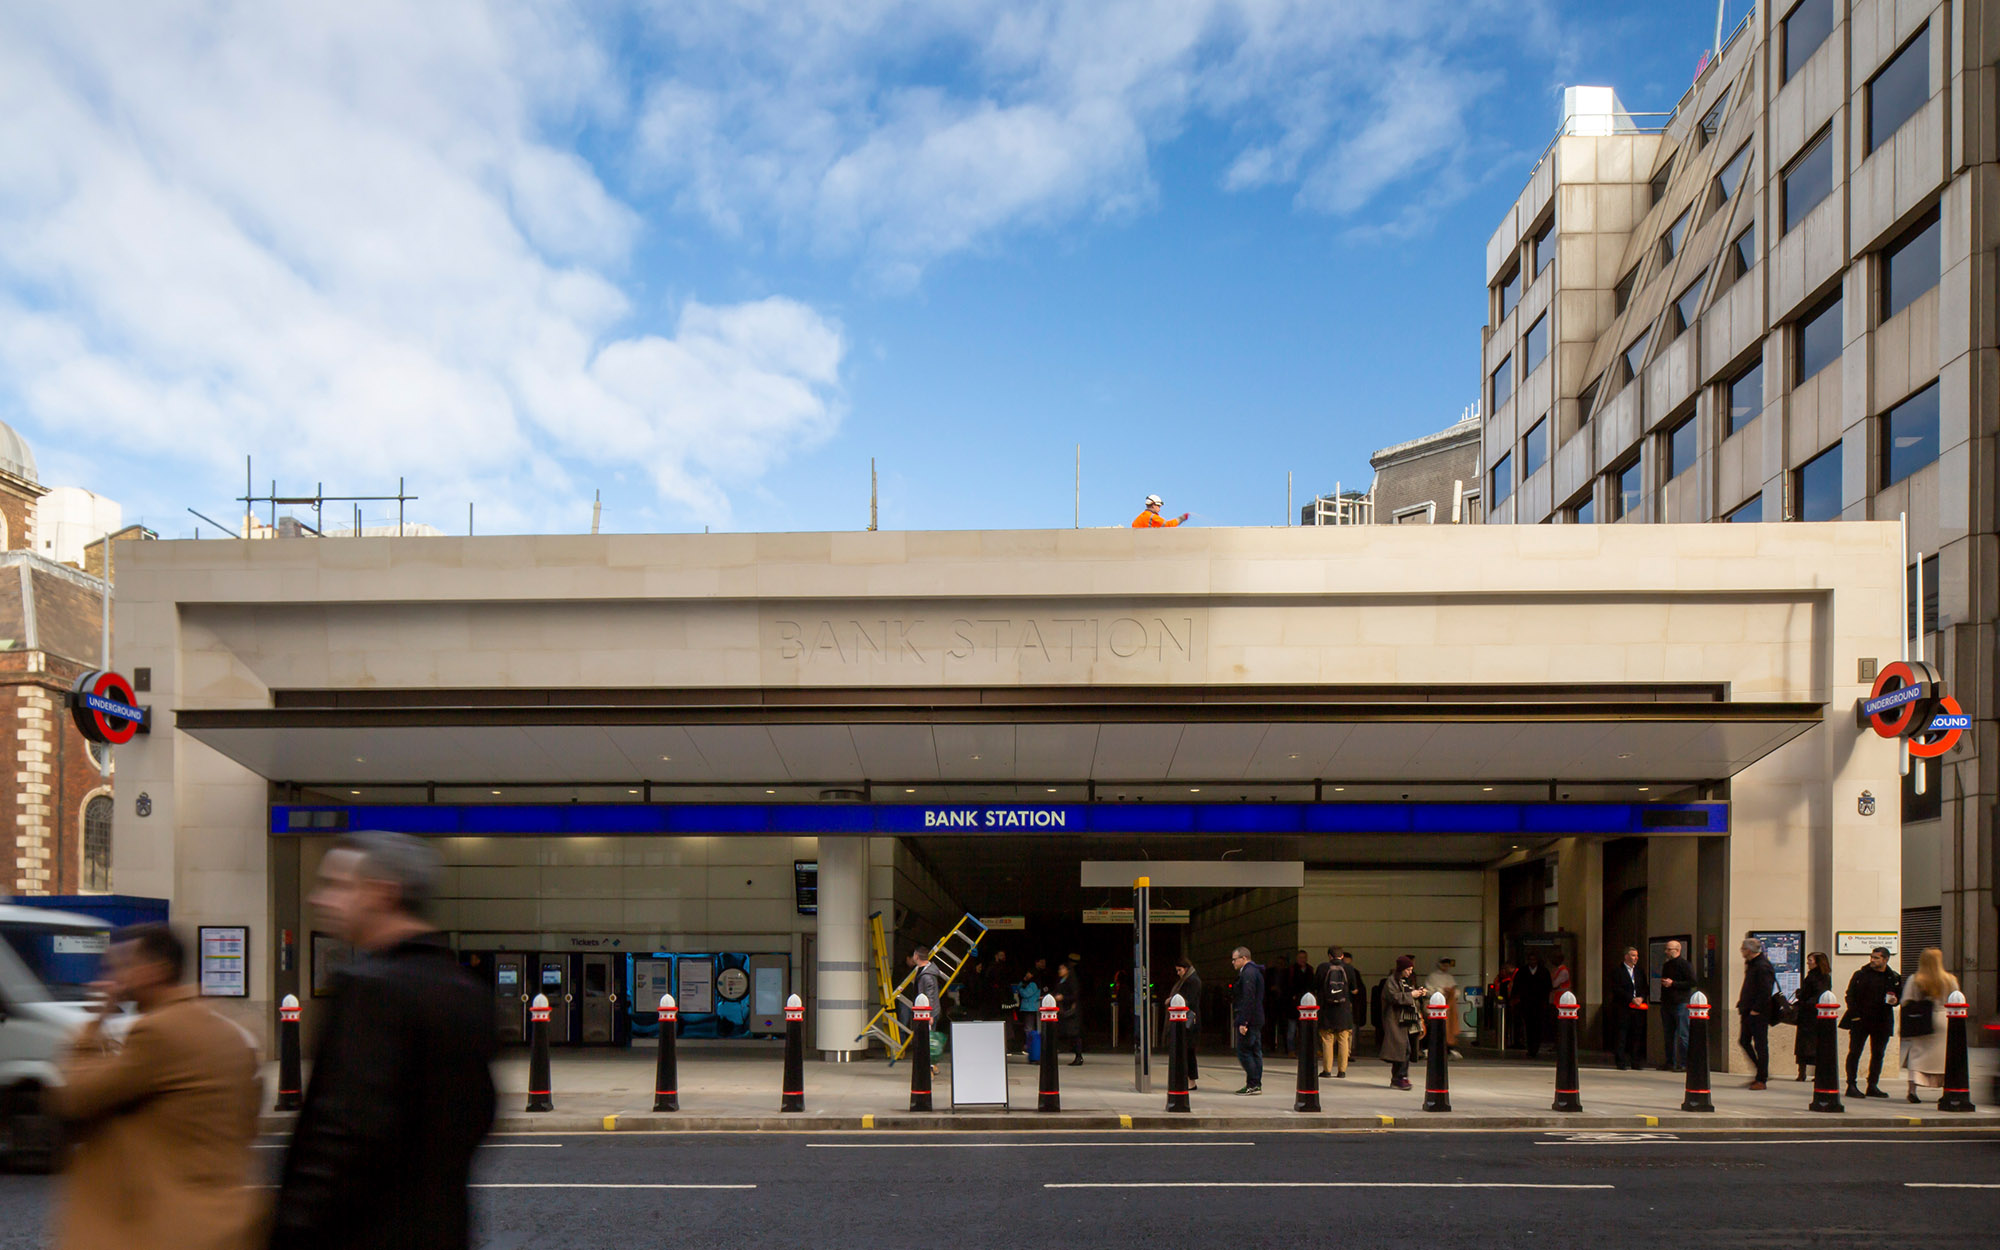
[1313,946,1357,1079]
[1735,936,1777,1089]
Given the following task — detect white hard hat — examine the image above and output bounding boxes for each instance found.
[1145,494,1163,506]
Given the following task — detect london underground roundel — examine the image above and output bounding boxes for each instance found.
[1862,660,1938,739]
[70,670,144,745]
[1909,695,1969,760]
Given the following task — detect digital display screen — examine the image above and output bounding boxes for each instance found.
[498,967,519,987]
[795,861,818,914]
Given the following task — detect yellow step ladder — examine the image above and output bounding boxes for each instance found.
[854,912,990,1062]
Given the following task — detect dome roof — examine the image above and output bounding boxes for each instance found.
[0,422,34,485]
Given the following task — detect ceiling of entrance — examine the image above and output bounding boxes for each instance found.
[180,696,1819,786]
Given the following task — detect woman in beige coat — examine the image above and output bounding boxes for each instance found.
[1899,946,1958,1105]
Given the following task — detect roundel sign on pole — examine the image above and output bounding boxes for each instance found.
[1910,695,1969,759]
[69,670,146,745]
[1860,660,1940,739]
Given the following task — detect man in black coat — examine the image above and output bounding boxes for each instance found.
[1656,940,1696,1071]
[1341,952,1367,1034]
[1842,945,1901,1098]
[269,833,497,1250]
[1606,946,1647,1069]
[1229,947,1265,1094]
[1511,954,1553,1058]
[1313,947,1358,1079]
[1054,962,1084,1065]
[1735,937,1776,1089]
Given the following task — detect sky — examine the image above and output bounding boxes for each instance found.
[0,1,1755,538]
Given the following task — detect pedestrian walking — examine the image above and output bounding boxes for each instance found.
[1379,956,1422,1090]
[1900,947,1959,1105]
[1607,946,1646,1070]
[1342,951,1367,1037]
[1313,947,1357,1079]
[1229,947,1265,1094]
[1841,945,1899,1098]
[47,923,261,1250]
[266,832,498,1250]
[1054,961,1084,1065]
[1792,951,1831,1082]
[1013,972,1042,1056]
[1286,950,1314,1056]
[1167,956,1202,1089]
[1132,493,1189,528]
[1656,939,1695,1070]
[1424,958,1463,1058]
[1735,936,1776,1089]
[1511,954,1552,1059]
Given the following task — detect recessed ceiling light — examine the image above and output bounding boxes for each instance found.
[1189,787,1201,793]
[349,790,360,796]
[1333,786,1345,792]
[490,789,501,796]
[354,756,365,764]
[1046,787,1057,793]
[1637,786,1650,792]
[1482,786,1494,792]
[661,755,672,762]
[1617,753,1632,760]
[970,754,981,760]
[904,788,916,794]
[1288,754,1299,760]
[765,789,776,795]
[627,789,639,795]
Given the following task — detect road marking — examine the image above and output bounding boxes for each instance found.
[1906,1183,2000,1189]
[255,1141,562,1150]
[809,1140,1257,1149]
[1540,1138,1986,1147]
[471,1183,755,1190]
[1047,1182,1613,1191]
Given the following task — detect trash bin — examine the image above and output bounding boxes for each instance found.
[1025,1027,1042,1063]
[930,1027,948,1062]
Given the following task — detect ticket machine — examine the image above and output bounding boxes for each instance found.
[536,954,574,1044]
[493,952,529,1044]
[580,952,619,1044]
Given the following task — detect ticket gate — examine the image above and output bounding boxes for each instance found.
[580,952,619,1044]
[493,952,529,1044]
[536,954,574,1044]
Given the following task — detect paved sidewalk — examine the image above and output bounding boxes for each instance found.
[260,1043,2000,1134]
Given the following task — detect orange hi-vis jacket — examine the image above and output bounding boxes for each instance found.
[1132,511,1180,528]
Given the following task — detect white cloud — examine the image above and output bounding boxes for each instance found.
[632,0,1544,279]
[0,0,844,533]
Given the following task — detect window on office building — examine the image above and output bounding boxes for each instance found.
[1794,442,1843,521]
[1714,144,1751,204]
[1907,554,1940,639]
[1490,453,1513,506]
[1577,376,1601,425]
[1623,330,1650,381]
[1868,25,1931,153]
[1726,494,1761,522]
[1881,382,1941,487]
[1672,276,1705,338]
[1729,223,1757,283]
[1614,266,1638,314]
[1882,208,1942,320]
[1613,458,1643,520]
[1571,495,1595,524]
[1783,0,1834,83]
[1522,416,1549,476]
[1533,217,1555,275]
[1795,294,1842,383]
[1660,208,1691,263]
[1497,264,1521,319]
[1784,130,1835,232]
[1700,92,1730,144]
[1650,158,1674,206]
[1667,414,1699,478]
[1524,313,1549,373]
[1726,357,1765,437]
[1902,769,1942,824]
[1491,354,1514,410]
[1461,491,1484,525]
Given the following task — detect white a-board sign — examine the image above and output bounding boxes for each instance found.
[949,1021,1009,1109]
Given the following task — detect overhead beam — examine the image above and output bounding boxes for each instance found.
[1082,861,1305,889]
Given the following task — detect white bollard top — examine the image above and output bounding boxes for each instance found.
[1690,990,1708,1006]
[532,993,550,1008]
[1819,990,1838,1005]
[1428,991,1447,1007]
[1168,993,1186,1009]
[1947,989,1967,1005]
[1041,993,1057,1010]
[1298,991,1317,1008]
[659,993,676,1010]
[786,993,803,1010]
[1558,990,1576,1007]
[914,993,930,1009]
[281,993,300,1009]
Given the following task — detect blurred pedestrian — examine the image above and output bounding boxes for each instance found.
[1424,958,1463,1058]
[1054,961,1084,1065]
[267,832,497,1250]
[1286,950,1314,1055]
[1167,955,1202,1089]
[48,923,260,1250]
[1229,947,1265,1094]
[1342,951,1367,1037]
[1512,954,1552,1059]
[1736,936,1776,1089]
[1379,956,1421,1090]
[1012,971,1041,1055]
[1656,940,1695,1071]
[1900,947,1959,1105]
[1841,945,1899,1099]
[1792,951,1831,1082]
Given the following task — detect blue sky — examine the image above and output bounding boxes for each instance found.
[0,1,1753,537]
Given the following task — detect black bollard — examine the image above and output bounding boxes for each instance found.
[910,994,935,1112]
[1809,991,1844,1113]
[1681,992,1714,1112]
[1552,991,1582,1112]
[275,994,303,1112]
[1939,991,1977,1112]
[1037,994,1061,1112]
[526,993,554,1112]
[1165,993,1191,1113]
[1422,992,1451,1113]
[780,993,805,1113]
[653,993,679,1112]
[1294,992,1321,1113]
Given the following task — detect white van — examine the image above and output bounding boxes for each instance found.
[0,905,115,1170]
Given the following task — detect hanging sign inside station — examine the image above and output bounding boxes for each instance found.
[1083,907,1189,925]
[69,670,149,745]
[1858,660,1969,756]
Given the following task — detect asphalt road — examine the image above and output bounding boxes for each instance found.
[0,1129,1995,1248]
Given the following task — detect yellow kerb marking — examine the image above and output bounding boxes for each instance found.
[1119,1114,1133,1128]
[1637,1115,1658,1127]
[603,1115,618,1131]
[1378,1115,1395,1127]
[863,1114,875,1129]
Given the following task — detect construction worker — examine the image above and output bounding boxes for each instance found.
[1133,494,1189,528]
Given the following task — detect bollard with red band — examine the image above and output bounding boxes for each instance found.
[1551,991,1581,1112]
[1681,991,1714,1112]
[1421,991,1451,1113]
[1809,990,1844,1113]
[275,994,303,1112]
[526,993,554,1112]
[780,993,805,1113]
[1037,993,1061,1112]
[1938,991,1977,1112]
[653,993,679,1112]
[910,994,935,1112]
[1294,992,1321,1113]
[1165,993,1191,1113]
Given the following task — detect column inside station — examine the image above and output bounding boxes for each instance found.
[814,835,870,1059]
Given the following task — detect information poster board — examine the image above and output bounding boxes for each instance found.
[1749,929,1807,1000]
[1836,932,1898,957]
[949,1020,1009,1109]
[1646,933,1692,1004]
[198,926,248,997]
[677,959,715,1014]
[310,932,355,997]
